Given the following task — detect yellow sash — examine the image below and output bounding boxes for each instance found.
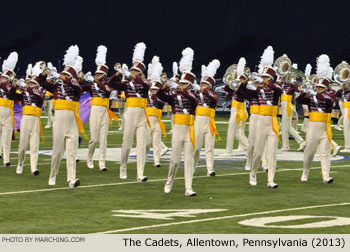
[250,105,259,114]
[232,100,247,128]
[281,94,293,118]
[53,99,88,139]
[0,98,16,133]
[22,106,45,142]
[174,114,195,150]
[91,97,120,126]
[344,101,350,120]
[259,105,280,143]
[126,98,152,132]
[146,107,166,138]
[309,112,334,149]
[195,106,220,141]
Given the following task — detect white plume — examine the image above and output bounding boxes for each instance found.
[205,59,220,77]
[132,42,146,63]
[327,66,333,79]
[179,47,194,73]
[47,62,53,69]
[63,45,79,66]
[147,56,160,79]
[26,63,32,77]
[172,62,178,76]
[201,65,207,77]
[151,61,163,82]
[258,46,274,74]
[304,64,312,77]
[292,63,298,69]
[74,56,83,73]
[2,52,18,72]
[237,57,246,76]
[31,62,43,76]
[147,63,153,79]
[95,45,107,65]
[316,54,330,78]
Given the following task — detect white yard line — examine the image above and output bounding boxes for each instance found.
[0,165,347,196]
[97,202,350,234]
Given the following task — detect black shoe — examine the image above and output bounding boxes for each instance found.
[32,170,40,176]
[155,164,161,168]
[100,168,107,172]
[325,178,334,184]
[209,172,216,177]
[0,154,2,158]
[74,179,80,187]
[5,162,10,167]
[76,159,80,163]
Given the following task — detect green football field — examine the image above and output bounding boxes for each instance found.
[0,115,349,234]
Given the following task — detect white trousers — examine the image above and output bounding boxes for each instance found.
[245,113,258,169]
[18,115,40,172]
[0,106,13,164]
[303,121,331,180]
[87,105,110,168]
[49,110,79,182]
[251,115,278,183]
[120,107,148,178]
[226,107,249,153]
[301,105,309,133]
[281,101,303,148]
[167,124,194,190]
[45,100,54,127]
[194,115,215,173]
[337,101,343,127]
[146,116,166,165]
[343,108,350,149]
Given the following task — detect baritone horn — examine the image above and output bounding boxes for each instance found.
[334,61,350,88]
[223,64,237,85]
[273,54,291,77]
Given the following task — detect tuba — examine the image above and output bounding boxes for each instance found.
[334,61,350,88]
[223,64,237,89]
[114,62,121,71]
[273,54,291,77]
[288,67,306,87]
[160,72,168,84]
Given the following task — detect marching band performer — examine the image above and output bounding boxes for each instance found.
[278,56,306,151]
[108,42,151,181]
[16,62,46,175]
[157,47,198,196]
[193,59,220,176]
[223,58,249,155]
[145,56,168,167]
[335,77,350,153]
[249,46,281,188]
[39,45,85,188]
[301,64,313,133]
[84,45,118,171]
[296,54,334,183]
[0,52,19,166]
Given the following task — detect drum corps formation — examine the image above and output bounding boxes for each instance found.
[1,42,349,196]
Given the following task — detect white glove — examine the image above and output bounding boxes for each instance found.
[18,79,26,88]
[121,64,131,77]
[193,83,200,91]
[170,77,177,82]
[254,76,263,83]
[84,72,94,82]
[307,89,317,96]
[169,81,178,90]
[50,71,60,79]
[247,83,257,90]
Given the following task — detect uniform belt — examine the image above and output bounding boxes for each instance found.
[91,97,119,126]
[0,98,16,133]
[195,107,220,141]
[309,112,334,149]
[146,107,166,138]
[22,106,45,142]
[250,105,259,114]
[53,99,88,139]
[281,94,293,118]
[174,114,195,150]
